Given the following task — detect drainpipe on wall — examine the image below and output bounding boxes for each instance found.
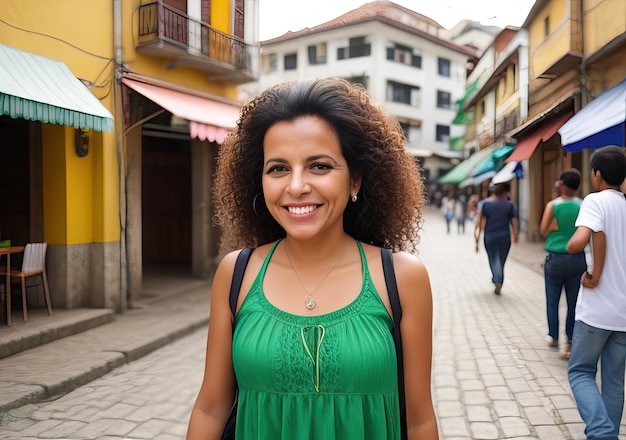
[114,0,128,313]
[576,0,592,196]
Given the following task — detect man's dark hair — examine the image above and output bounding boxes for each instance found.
[560,168,581,190]
[493,183,510,196]
[590,146,626,186]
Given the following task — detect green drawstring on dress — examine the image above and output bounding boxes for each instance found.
[301,325,326,392]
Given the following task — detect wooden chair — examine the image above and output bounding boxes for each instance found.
[8,243,52,321]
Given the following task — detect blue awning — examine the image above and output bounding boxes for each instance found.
[0,43,114,132]
[559,78,626,152]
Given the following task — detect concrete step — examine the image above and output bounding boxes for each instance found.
[0,308,115,360]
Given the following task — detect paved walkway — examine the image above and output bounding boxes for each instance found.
[0,207,624,439]
[420,209,589,439]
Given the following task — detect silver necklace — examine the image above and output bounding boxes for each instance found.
[284,239,348,310]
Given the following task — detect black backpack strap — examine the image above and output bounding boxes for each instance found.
[229,248,252,330]
[222,248,253,440]
[381,248,407,440]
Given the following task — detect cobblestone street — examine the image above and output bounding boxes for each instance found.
[0,207,624,439]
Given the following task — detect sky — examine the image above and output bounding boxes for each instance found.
[259,0,537,41]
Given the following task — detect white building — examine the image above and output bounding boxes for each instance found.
[243,0,482,183]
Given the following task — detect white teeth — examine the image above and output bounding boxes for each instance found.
[287,205,317,215]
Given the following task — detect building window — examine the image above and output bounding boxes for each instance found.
[436,124,450,142]
[437,90,451,109]
[234,0,244,38]
[544,16,550,36]
[386,81,420,107]
[308,43,327,65]
[386,43,421,68]
[346,75,369,90]
[337,36,371,60]
[262,53,277,73]
[438,57,451,77]
[284,53,297,70]
[512,63,517,89]
[399,121,410,138]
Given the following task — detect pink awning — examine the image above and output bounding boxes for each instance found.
[122,78,240,144]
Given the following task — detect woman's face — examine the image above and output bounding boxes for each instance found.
[262,116,361,241]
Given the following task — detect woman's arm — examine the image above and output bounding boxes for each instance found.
[394,252,439,440]
[186,251,240,440]
[510,216,519,243]
[539,201,555,237]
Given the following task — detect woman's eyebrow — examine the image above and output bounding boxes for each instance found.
[264,155,338,166]
[264,157,288,166]
[307,154,338,164]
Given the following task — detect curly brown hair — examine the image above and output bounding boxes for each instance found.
[214,77,426,253]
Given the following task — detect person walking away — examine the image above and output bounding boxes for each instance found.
[186,78,438,440]
[454,193,467,234]
[476,183,518,294]
[566,145,626,440]
[441,194,454,234]
[539,169,586,359]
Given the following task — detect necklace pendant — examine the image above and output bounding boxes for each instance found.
[305,298,316,310]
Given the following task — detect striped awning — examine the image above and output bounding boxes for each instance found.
[0,43,113,132]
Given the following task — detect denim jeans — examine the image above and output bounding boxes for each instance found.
[483,238,511,284]
[568,320,626,439]
[543,252,586,342]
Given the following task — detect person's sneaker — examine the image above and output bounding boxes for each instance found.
[494,283,502,295]
[546,335,558,347]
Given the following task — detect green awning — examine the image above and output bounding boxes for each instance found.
[438,145,498,184]
[0,43,113,132]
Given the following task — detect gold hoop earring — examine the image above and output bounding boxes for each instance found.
[253,192,264,216]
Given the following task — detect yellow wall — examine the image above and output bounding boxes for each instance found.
[529,1,570,77]
[40,127,118,245]
[1,1,114,105]
[583,0,626,55]
[211,0,231,34]
[41,126,68,245]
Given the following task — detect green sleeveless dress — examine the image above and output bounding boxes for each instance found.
[232,240,400,439]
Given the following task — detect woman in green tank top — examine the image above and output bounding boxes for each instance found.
[187,78,438,439]
[539,169,586,359]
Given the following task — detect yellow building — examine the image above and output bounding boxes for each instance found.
[509,0,624,242]
[0,0,259,317]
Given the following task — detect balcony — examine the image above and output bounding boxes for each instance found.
[495,111,519,139]
[137,2,257,83]
[533,17,583,79]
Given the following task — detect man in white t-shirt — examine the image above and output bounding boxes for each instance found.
[566,145,626,440]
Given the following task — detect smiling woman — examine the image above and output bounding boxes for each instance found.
[186,78,439,440]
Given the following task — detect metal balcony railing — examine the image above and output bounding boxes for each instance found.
[137,2,253,76]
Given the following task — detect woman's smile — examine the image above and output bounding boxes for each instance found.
[286,204,320,216]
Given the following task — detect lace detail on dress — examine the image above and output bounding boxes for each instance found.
[273,322,343,393]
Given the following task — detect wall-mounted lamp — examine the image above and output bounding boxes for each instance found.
[75,129,89,157]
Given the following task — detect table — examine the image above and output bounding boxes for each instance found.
[0,246,25,327]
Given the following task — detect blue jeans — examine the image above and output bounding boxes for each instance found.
[543,252,586,342]
[568,320,626,439]
[483,238,511,284]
